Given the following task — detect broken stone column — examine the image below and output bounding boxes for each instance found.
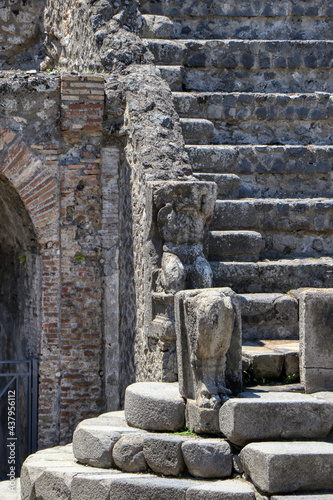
[175,288,242,433]
[299,288,333,392]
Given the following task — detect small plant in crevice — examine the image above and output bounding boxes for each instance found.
[18,253,26,264]
[74,253,84,263]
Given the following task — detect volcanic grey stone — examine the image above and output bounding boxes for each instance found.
[142,15,174,39]
[143,434,186,476]
[112,434,147,472]
[73,425,120,468]
[219,391,333,446]
[186,480,256,499]
[208,230,262,261]
[109,476,194,500]
[71,473,138,500]
[180,118,214,142]
[185,399,220,435]
[193,173,240,199]
[240,441,333,494]
[182,438,232,478]
[299,289,333,392]
[124,382,185,431]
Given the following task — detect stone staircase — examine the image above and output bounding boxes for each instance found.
[141,0,333,381]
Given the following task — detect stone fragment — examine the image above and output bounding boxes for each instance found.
[143,434,186,476]
[73,425,121,468]
[112,434,147,472]
[240,441,333,494]
[142,14,174,39]
[299,288,333,392]
[181,438,232,478]
[175,288,242,410]
[185,399,220,435]
[124,382,185,431]
[219,391,333,446]
[186,479,256,499]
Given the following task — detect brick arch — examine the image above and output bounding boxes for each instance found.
[0,125,62,447]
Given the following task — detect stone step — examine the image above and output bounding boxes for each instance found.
[180,117,214,143]
[220,390,333,447]
[240,293,299,341]
[211,198,333,259]
[173,92,333,146]
[140,0,331,19]
[187,145,333,199]
[145,39,333,92]
[142,14,174,39]
[156,65,183,90]
[211,257,333,293]
[239,441,333,495]
[193,173,240,199]
[0,479,21,499]
[242,340,300,380]
[208,230,262,261]
[20,442,257,500]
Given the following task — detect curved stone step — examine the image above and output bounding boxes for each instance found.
[173,92,333,146]
[187,144,333,198]
[240,293,299,341]
[180,117,214,143]
[210,257,333,293]
[211,198,333,259]
[193,173,240,199]
[239,441,333,495]
[208,230,262,261]
[146,39,333,92]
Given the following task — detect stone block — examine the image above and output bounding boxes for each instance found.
[143,434,186,476]
[124,382,185,431]
[73,425,121,468]
[186,479,256,499]
[219,391,333,446]
[208,230,262,261]
[185,399,220,435]
[109,476,192,500]
[181,438,232,478]
[180,118,214,142]
[299,289,333,392]
[240,441,333,494]
[112,434,147,473]
[142,15,174,39]
[71,473,136,500]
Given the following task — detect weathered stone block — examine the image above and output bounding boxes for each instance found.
[109,476,192,500]
[124,382,185,431]
[186,479,256,499]
[181,438,232,478]
[219,391,333,446]
[299,288,333,392]
[143,434,186,476]
[240,441,333,494]
[185,399,220,435]
[112,434,147,473]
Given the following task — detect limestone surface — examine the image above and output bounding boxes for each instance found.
[124,382,185,431]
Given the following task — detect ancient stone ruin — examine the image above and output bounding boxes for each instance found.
[0,0,333,498]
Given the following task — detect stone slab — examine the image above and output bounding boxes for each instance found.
[219,391,333,446]
[124,382,185,431]
[71,473,138,500]
[239,441,333,495]
[299,289,333,392]
[108,476,195,500]
[186,479,256,499]
[112,434,147,472]
[271,495,333,500]
[182,438,232,478]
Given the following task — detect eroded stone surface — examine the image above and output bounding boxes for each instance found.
[143,434,186,476]
[112,434,147,473]
[182,438,232,478]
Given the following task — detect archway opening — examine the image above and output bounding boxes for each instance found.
[0,174,40,479]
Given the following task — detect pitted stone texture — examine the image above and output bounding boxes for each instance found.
[143,434,186,476]
[194,173,240,199]
[240,294,299,342]
[185,399,220,435]
[124,382,185,431]
[112,434,147,473]
[157,65,183,90]
[180,118,214,143]
[186,479,256,499]
[211,257,333,294]
[219,391,333,446]
[182,438,232,478]
[240,441,333,494]
[208,230,262,262]
[73,414,146,468]
[108,476,195,499]
[71,473,138,500]
[142,15,174,39]
[299,289,333,393]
